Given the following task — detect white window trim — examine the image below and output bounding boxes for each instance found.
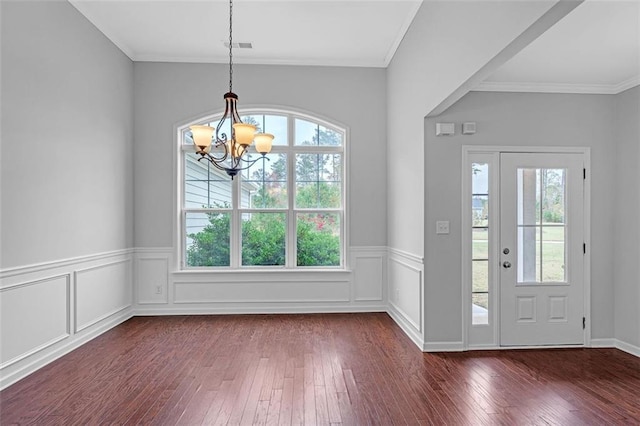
[174,107,350,272]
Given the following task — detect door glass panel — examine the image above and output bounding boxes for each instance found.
[472,260,489,293]
[472,293,489,325]
[472,228,489,259]
[471,162,490,325]
[516,168,567,284]
[542,226,565,281]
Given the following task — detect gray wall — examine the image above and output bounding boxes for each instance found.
[613,86,640,348]
[386,0,557,258]
[424,91,618,343]
[1,0,134,268]
[0,0,135,390]
[133,62,387,250]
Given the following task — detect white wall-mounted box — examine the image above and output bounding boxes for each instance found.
[436,122,455,136]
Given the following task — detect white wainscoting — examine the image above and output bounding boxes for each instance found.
[351,247,386,302]
[3,246,636,391]
[134,246,387,314]
[0,275,70,369]
[75,259,132,332]
[387,247,425,349]
[0,250,133,390]
[135,251,170,305]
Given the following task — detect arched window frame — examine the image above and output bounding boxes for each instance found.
[176,108,348,270]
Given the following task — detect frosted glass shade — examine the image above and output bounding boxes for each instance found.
[190,125,214,150]
[232,123,256,145]
[254,133,274,154]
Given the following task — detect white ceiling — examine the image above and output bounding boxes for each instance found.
[69,0,422,68]
[477,0,640,94]
[70,0,639,93]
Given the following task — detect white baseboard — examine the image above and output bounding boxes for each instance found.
[135,304,386,316]
[591,338,640,358]
[386,305,424,350]
[615,339,640,357]
[423,341,464,352]
[590,338,616,348]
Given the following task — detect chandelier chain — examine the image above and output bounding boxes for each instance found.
[228,0,233,93]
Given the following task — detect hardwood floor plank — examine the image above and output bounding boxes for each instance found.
[278,377,295,426]
[2,314,640,425]
[303,354,318,426]
[239,357,270,425]
[291,367,305,425]
[265,389,283,426]
[321,348,343,424]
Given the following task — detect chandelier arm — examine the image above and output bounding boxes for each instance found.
[227,154,269,172]
[198,154,229,173]
[230,96,242,124]
[198,143,229,163]
[237,153,269,165]
[215,98,232,143]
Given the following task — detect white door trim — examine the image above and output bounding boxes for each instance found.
[462,146,591,350]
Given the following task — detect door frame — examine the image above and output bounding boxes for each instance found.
[461,146,591,350]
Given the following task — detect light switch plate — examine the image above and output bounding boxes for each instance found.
[436,221,450,234]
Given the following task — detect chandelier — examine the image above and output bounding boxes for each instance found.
[189,0,274,179]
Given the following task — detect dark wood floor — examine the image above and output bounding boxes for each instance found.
[1,313,639,425]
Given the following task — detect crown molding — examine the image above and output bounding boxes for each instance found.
[613,76,640,94]
[383,1,423,67]
[132,54,388,68]
[472,77,640,95]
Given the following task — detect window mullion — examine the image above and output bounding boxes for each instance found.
[287,114,296,268]
[232,173,241,268]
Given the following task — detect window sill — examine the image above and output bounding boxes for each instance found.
[173,268,352,275]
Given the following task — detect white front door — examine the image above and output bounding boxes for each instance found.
[499,153,585,346]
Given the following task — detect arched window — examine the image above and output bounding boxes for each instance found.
[178,110,346,269]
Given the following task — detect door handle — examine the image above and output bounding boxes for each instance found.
[503,261,512,269]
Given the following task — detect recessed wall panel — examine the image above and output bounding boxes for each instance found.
[0,275,69,367]
[136,257,168,304]
[174,280,350,304]
[75,260,132,332]
[388,257,422,331]
[354,256,384,301]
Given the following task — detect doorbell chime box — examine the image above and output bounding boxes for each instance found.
[436,122,455,136]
